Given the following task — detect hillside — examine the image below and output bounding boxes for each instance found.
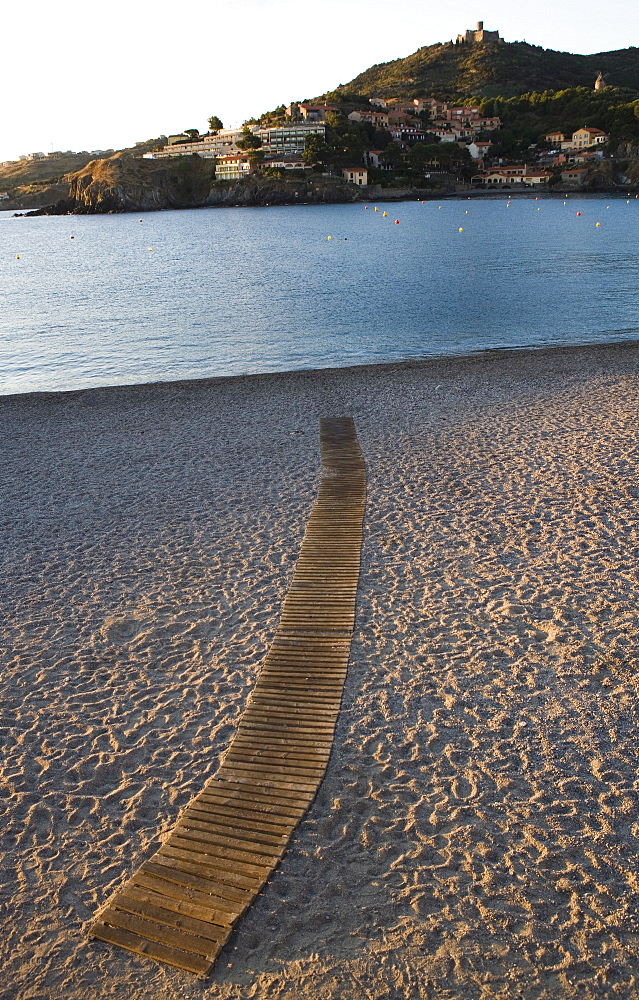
[334,40,639,101]
[0,139,164,209]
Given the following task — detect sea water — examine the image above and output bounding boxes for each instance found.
[1,196,638,395]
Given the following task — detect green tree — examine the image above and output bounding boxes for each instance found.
[380,142,404,168]
[303,134,327,165]
[207,115,223,132]
[247,148,265,168]
[184,129,200,139]
[236,126,262,150]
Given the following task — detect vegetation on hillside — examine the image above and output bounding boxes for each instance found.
[333,40,639,102]
[479,87,639,158]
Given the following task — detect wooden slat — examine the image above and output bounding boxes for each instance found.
[91,921,216,975]
[89,417,365,978]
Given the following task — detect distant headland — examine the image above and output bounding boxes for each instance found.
[3,27,639,214]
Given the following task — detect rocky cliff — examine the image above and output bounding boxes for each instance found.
[25,152,405,215]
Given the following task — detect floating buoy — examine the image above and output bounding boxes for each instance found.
[438,206,442,209]
[327,236,332,240]
[364,206,368,210]
[465,210,469,214]
[147,247,153,251]
[382,211,388,217]
[627,200,631,204]
[458,227,464,232]
[15,254,20,259]
[70,235,74,239]
[563,201,567,205]
[422,201,425,204]
[596,222,601,227]
[537,207,541,210]
[394,219,400,224]
[374,207,379,212]
[576,212,581,216]
[139,219,143,222]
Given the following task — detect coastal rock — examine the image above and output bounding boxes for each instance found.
[24,153,451,216]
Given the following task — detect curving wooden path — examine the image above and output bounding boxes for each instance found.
[90,417,366,977]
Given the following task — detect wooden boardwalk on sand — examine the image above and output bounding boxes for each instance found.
[90,417,366,977]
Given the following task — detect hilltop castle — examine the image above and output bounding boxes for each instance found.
[456,21,501,43]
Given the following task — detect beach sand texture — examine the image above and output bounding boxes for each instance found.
[2,341,639,999]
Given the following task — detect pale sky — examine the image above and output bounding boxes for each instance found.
[2,0,637,163]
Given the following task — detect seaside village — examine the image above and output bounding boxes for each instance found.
[0,22,615,199]
[134,23,611,191]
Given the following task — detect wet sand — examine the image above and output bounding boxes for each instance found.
[2,341,639,999]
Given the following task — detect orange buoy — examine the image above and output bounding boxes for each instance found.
[394,219,400,224]
[576,212,581,216]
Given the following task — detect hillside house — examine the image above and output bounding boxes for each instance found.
[265,156,309,171]
[215,154,252,181]
[561,167,588,185]
[348,109,390,127]
[0,192,9,201]
[468,140,493,159]
[472,165,551,186]
[342,166,368,185]
[572,127,609,148]
[286,103,339,121]
[390,126,428,144]
[256,123,325,155]
[444,106,480,123]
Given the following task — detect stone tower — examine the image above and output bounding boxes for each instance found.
[457,21,501,43]
[594,71,605,91]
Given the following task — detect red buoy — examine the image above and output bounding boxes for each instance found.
[394,219,400,224]
[576,211,582,216]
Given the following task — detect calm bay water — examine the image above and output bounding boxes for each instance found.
[1,196,638,395]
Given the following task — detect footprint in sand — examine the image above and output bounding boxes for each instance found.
[101,617,145,645]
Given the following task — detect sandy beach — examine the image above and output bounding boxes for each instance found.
[3,341,639,1000]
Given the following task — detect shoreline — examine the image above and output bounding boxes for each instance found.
[7,183,638,217]
[3,338,639,999]
[3,335,639,403]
